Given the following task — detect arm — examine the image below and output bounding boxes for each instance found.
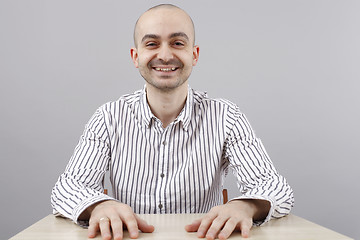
[224,112,294,222]
[186,108,294,239]
[51,106,154,239]
[51,107,113,223]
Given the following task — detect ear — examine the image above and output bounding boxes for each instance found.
[192,45,200,66]
[130,47,139,68]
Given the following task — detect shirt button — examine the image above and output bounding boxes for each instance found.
[162,140,166,145]
[160,173,165,178]
[158,203,163,209]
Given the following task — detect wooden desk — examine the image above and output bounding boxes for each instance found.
[10,214,352,240]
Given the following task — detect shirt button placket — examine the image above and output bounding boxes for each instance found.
[158,130,168,213]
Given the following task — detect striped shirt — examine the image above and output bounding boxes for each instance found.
[51,86,294,225]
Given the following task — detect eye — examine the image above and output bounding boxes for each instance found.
[173,41,185,47]
[145,42,158,48]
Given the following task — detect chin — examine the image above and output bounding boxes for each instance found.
[146,79,187,91]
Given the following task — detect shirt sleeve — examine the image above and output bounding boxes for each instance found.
[224,107,294,225]
[51,106,115,225]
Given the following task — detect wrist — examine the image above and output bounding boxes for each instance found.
[230,199,270,221]
[78,200,109,220]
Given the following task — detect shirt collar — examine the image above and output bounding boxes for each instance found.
[139,85,194,131]
[175,86,193,131]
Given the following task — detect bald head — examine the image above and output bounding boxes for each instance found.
[133,4,195,48]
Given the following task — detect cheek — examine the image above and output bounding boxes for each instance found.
[137,57,146,68]
[138,54,153,67]
[182,51,197,66]
[184,55,196,67]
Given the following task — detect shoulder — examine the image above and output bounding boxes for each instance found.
[192,88,242,115]
[97,89,143,116]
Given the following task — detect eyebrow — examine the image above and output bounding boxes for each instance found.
[141,32,189,44]
[141,34,160,43]
[169,32,189,41]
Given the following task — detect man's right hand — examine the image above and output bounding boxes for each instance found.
[83,200,155,240]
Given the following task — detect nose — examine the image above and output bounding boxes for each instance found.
[157,45,173,62]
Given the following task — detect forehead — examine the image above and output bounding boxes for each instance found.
[136,8,194,43]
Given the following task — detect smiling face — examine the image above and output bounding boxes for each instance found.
[131,6,199,92]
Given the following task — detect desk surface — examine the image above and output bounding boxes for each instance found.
[10,214,352,240]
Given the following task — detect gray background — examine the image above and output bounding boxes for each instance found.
[1,0,359,239]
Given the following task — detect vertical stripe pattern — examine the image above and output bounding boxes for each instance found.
[51,86,294,225]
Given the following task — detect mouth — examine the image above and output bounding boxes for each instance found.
[153,67,178,72]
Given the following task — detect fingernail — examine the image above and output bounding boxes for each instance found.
[242,230,250,238]
[206,233,214,240]
[131,230,139,237]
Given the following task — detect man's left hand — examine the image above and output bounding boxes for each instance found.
[185,199,270,240]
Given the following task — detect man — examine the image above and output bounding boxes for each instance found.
[51,4,294,240]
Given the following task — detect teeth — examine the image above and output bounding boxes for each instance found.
[155,67,176,72]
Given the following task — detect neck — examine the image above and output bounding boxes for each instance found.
[146,83,188,128]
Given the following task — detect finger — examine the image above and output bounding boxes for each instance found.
[217,218,238,240]
[88,218,100,238]
[135,215,155,233]
[205,216,229,240]
[184,219,201,232]
[121,213,140,238]
[239,219,253,238]
[99,218,112,240]
[109,217,123,240]
[196,213,218,238]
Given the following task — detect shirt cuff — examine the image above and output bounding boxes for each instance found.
[73,194,118,226]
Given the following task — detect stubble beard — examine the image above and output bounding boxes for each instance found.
[139,59,191,92]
